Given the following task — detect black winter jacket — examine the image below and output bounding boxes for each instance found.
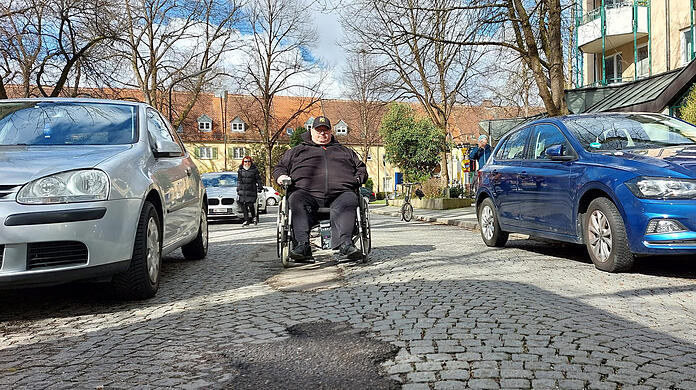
[272,132,368,199]
[237,163,263,203]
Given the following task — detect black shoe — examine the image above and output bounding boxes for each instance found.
[339,242,362,260]
[241,221,250,226]
[290,242,314,263]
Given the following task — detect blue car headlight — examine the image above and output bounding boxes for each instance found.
[17,169,110,204]
[626,176,696,199]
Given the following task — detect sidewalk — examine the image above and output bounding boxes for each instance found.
[370,203,479,230]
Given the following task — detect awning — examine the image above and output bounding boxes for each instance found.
[566,59,696,114]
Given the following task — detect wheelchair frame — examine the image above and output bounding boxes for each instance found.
[276,189,372,267]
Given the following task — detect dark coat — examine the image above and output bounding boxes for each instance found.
[469,144,492,170]
[272,132,368,199]
[237,163,263,203]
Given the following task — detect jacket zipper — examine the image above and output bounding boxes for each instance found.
[322,146,328,197]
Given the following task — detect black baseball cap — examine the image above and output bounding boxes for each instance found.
[312,116,331,130]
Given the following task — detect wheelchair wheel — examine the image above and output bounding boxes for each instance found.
[402,202,413,222]
[277,198,292,268]
[354,196,372,263]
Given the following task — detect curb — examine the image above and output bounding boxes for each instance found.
[371,209,479,231]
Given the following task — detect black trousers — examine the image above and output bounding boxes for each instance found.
[289,190,358,249]
[239,201,256,222]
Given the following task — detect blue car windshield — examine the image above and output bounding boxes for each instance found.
[202,174,238,187]
[0,102,137,145]
[564,114,696,151]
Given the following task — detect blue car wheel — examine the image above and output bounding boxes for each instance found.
[583,198,634,272]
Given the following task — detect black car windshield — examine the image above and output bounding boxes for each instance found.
[0,102,137,145]
[563,114,696,151]
[202,174,238,187]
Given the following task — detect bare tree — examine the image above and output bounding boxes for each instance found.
[119,0,242,126]
[340,50,387,163]
[385,0,569,115]
[0,0,122,99]
[234,0,324,185]
[343,0,484,183]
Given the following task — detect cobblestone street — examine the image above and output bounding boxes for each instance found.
[3,209,696,389]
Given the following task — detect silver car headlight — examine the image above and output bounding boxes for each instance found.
[17,169,110,204]
[626,177,696,199]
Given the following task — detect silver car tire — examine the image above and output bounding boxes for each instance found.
[112,201,162,300]
[182,204,209,260]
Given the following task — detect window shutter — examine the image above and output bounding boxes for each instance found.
[194,147,200,158]
[212,147,218,159]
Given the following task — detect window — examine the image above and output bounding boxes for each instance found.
[198,146,217,160]
[383,177,392,192]
[637,45,649,77]
[366,152,372,161]
[604,53,623,84]
[306,117,314,131]
[529,124,573,160]
[231,122,245,132]
[497,127,531,160]
[232,147,247,159]
[682,28,695,66]
[336,126,347,135]
[177,124,184,133]
[198,122,211,131]
[286,128,294,135]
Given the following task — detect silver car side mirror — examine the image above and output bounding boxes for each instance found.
[154,139,182,158]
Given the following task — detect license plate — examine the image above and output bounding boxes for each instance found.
[211,208,228,214]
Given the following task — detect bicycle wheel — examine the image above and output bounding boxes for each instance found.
[401,202,413,222]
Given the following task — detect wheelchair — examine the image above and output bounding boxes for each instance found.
[276,179,372,267]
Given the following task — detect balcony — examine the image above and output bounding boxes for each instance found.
[578,0,648,53]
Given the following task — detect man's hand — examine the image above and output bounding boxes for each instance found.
[277,174,292,186]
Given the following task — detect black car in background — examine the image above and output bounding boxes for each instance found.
[360,187,376,202]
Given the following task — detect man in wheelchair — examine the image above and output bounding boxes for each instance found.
[273,116,368,262]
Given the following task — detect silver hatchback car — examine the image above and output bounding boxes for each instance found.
[0,99,208,299]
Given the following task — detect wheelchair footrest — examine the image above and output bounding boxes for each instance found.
[319,220,331,250]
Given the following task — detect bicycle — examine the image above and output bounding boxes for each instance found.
[400,182,421,222]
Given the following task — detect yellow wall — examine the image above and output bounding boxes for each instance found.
[184,142,257,174]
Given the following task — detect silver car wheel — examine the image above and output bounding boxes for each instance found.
[588,210,612,262]
[146,217,161,284]
[481,205,495,240]
[267,197,277,206]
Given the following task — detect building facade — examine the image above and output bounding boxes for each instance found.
[575,0,695,87]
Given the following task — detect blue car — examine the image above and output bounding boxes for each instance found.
[476,113,696,272]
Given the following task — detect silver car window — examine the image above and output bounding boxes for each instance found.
[146,108,181,153]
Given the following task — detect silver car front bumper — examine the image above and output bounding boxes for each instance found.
[0,198,142,287]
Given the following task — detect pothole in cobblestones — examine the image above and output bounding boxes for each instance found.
[220,321,400,390]
[265,262,344,292]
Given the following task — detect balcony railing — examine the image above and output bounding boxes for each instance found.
[580,0,648,25]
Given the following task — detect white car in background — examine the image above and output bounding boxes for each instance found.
[264,186,280,206]
[202,172,267,221]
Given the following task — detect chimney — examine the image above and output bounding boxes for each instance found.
[482,99,493,108]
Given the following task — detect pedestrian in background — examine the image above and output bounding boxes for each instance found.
[237,156,263,226]
[468,134,492,193]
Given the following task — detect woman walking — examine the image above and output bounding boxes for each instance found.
[237,156,263,226]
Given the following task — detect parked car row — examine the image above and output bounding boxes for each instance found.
[477,113,696,272]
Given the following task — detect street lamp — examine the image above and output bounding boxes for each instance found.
[168,67,213,124]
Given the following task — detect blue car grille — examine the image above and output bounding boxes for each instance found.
[27,241,88,269]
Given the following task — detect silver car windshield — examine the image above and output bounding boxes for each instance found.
[564,114,696,151]
[0,102,137,146]
[202,173,238,187]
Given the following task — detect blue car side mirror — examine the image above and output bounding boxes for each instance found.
[545,144,575,161]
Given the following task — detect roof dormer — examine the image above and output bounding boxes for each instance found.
[197,114,212,132]
[335,120,348,135]
[230,116,246,132]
